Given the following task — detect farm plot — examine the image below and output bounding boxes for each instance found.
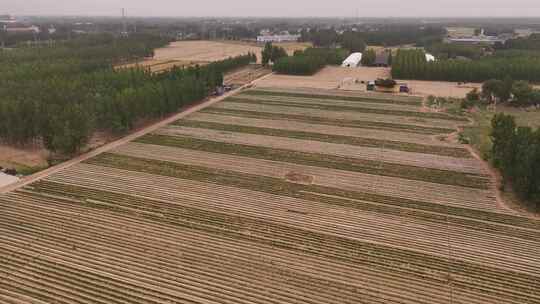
[0,87,538,304]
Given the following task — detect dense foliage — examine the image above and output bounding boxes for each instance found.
[272,55,326,75]
[499,34,540,51]
[0,34,254,155]
[273,47,349,75]
[339,31,367,53]
[261,42,288,66]
[300,26,444,48]
[490,113,540,204]
[392,49,540,82]
[426,43,485,60]
[361,49,376,66]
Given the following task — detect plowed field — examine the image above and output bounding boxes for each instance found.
[1,87,538,304]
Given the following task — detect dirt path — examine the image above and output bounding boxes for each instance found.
[0,73,275,194]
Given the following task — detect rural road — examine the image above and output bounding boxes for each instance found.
[0,72,275,194]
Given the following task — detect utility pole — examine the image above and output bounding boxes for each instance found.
[122,8,128,37]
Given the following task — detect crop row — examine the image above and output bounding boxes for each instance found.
[213,102,462,130]
[226,96,467,122]
[234,93,423,113]
[200,108,456,135]
[0,192,464,304]
[157,126,485,175]
[114,142,493,210]
[40,164,540,266]
[138,132,490,189]
[15,179,540,302]
[85,153,538,237]
[174,120,472,158]
[242,89,424,106]
[187,112,461,148]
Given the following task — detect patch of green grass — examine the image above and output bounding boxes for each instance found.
[175,120,472,158]
[200,108,455,135]
[226,97,468,122]
[461,110,493,160]
[243,90,423,106]
[135,134,490,189]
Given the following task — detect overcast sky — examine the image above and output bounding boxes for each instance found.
[3,0,540,17]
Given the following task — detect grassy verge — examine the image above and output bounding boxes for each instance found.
[175,120,472,158]
[200,108,455,135]
[460,110,493,160]
[243,90,423,106]
[226,97,468,122]
[135,134,490,189]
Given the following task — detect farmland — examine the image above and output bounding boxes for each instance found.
[256,66,481,98]
[1,87,539,303]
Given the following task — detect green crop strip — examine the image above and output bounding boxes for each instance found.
[226,97,468,122]
[242,90,423,106]
[175,120,472,158]
[24,181,540,300]
[83,152,540,236]
[200,108,456,135]
[135,134,490,189]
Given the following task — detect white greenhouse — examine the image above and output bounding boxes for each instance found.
[341,52,363,68]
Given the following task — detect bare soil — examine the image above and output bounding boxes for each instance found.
[257,66,480,98]
[154,40,263,63]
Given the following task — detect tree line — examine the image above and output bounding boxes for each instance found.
[0,34,255,156]
[300,26,444,48]
[490,113,540,205]
[392,49,540,82]
[272,47,348,75]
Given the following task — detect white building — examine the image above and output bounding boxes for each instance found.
[425,53,435,62]
[257,34,300,43]
[341,52,362,68]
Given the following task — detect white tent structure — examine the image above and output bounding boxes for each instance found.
[341,52,362,68]
[425,53,436,62]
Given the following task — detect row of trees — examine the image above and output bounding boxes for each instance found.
[300,26,444,48]
[272,47,349,75]
[261,42,287,66]
[480,79,540,106]
[491,114,540,204]
[392,49,540,82]
[426,43,485,60]
[497,34,540,51]
[361,49,377,66]
[0,34,255,156]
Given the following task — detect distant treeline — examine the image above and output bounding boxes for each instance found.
[392,49,540,82]
[273,47,348,75]
[497,34,540,51]
[0,34,254,156]
[300,26,444,48]
[491,114,540,205]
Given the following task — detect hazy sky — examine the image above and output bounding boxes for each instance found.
[3,0,540,17]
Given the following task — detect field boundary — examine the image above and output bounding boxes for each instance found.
[0,73,275,194]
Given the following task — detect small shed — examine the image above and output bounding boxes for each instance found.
[341,52,362,68]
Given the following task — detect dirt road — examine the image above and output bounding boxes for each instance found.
[0,73,274,194]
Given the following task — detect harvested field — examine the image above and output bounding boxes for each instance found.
[256,66,391,89]
[0,87,538,304]
[154,40,262,63]
[255,67,482,98]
